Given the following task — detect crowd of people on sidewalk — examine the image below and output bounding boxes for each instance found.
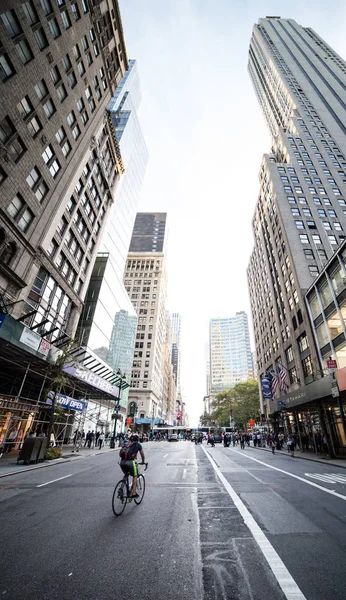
[202,429,329,458]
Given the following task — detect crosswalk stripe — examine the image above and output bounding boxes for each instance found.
[305,473,346,484]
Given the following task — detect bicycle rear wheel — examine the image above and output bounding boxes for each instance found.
[134,474,145,505]
[112,480,127,516]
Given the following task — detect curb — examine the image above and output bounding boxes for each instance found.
[0,447,115,479]
[253,445,346,469]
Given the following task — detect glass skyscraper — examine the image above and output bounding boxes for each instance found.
[209,312,253,395]
[78,60,148,385]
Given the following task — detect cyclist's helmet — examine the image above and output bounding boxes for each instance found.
[131,434,139,442]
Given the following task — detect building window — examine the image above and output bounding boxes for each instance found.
[7,194,24,218]
[48,18,61,38]
[304,248,314,259]
[67,71,77,88]
[7,194,34,232]
[50,65,61,84]
[27,115,42,137]
[35,79,49,100]
[0,54,16,81]
[328,235,338,245]
[295,220,304,229]
[34,27,49,50]
[289,366,298,384]
[16,39,34,64]
[43,98,56,119]
[334,222,343,231]
[308,265,319,277]
[302,355,313,378]
[62,54,72,72]
[285,346,293,363]
[61,10,72,29]
[56,83,67,102]
[299,234,309,244]
[42,145,61,178]
[8,137,26,162]
[26,166,49,202]
[298,333,309,353]
[40,0,53,16]
[1,10,22,38]
[312,234,321,244]
[22,2,39,25]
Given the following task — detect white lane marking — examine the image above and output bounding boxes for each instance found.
[37,474,72,488]
[164,454,168,458]
[229,448,346,501]
[202,446,306,600]
[305,473,346,484]
[182,468,187,479]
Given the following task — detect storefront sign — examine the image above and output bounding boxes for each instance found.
[273,376,332,410]
[46,392,87,412]
[63,364,119,397]
[19,327,41,351]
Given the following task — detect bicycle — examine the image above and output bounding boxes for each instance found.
[112,462,148,517]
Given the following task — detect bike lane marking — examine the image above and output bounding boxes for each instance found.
[228,448,346,501]
[37,474,72,488]
[202,445,306,600]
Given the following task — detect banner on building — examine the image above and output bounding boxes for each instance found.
[46,392,87,412]
[261,376,272,399]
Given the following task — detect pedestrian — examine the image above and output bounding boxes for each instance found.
[88,430,94,448]
[84,430,91,447]
[4,428,18,453]
[287,434,295,457]
[240,433,245,449]
[257,432,262,447]
[95,431,100,446]
[253,433,257,447]
[98,432,104,449]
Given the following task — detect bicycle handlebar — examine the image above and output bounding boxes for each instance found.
[140,462,148,471]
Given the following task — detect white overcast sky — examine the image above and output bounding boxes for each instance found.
[118,0,346,425]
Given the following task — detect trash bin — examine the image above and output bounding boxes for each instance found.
[37,437,48,462]
[17,437,42,465]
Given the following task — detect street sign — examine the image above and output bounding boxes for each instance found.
[331,380,340,398]
[327,359,337,373]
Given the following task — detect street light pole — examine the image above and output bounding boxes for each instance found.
[110,369,126,449]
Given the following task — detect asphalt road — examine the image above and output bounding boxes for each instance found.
[0,441,346,599]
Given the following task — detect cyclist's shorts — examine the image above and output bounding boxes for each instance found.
[120,460,137,477]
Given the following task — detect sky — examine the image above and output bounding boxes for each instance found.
[118,0,346,426]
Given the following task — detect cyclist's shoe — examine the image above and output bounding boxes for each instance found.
[131,493,139,498]
[117,489,124,499]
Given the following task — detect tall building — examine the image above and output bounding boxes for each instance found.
[247,18,346,434]
[0,1,140,444]
[0,0,128,339]
[171,312,181,393]
[124,213,170,426]
[209,312,253,395]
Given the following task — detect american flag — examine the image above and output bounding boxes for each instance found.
[277,363,289,394]
[270,367,279,398]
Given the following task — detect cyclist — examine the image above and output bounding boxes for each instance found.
[119,434,145,498]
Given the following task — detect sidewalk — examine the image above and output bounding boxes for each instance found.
[252,444,346,469]
[0,443,116,478]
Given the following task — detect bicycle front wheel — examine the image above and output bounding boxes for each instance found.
[112,480,127,516]
[134,474,145,505]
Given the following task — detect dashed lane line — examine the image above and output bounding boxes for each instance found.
[36,474,72,488]
[202,445,307,600]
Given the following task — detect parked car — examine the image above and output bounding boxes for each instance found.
[168,433,178,442]
[214,434,223,443]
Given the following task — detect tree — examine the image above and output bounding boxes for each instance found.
[211,380,260,429]
[45,340,80,445]
[199,412,213,427]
